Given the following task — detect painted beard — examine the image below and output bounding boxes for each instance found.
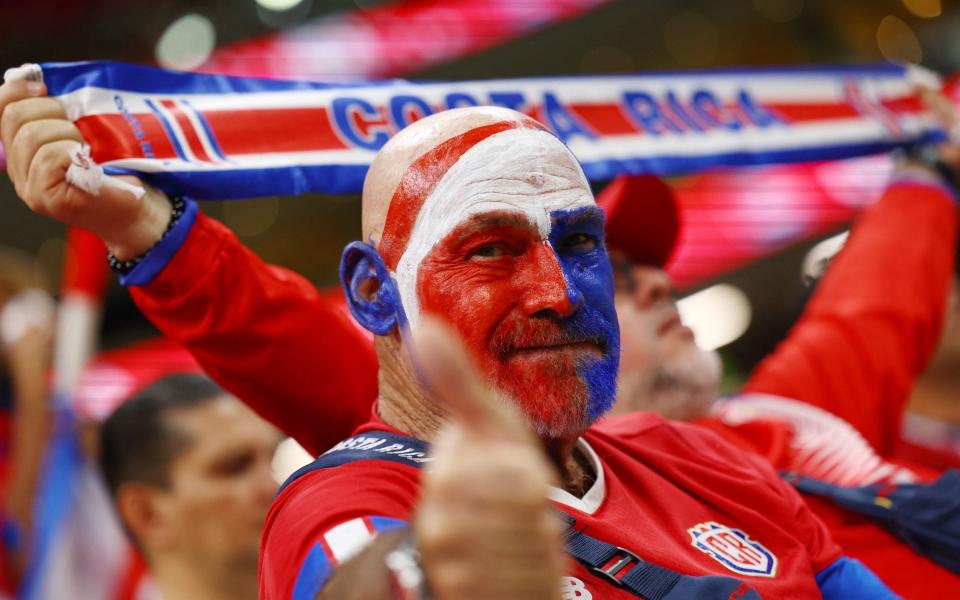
[485,303,620,438]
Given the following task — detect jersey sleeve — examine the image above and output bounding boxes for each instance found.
[815,556,900,600]
[259,464,416,600]
[127,206,379,456]
[743,179,958,454]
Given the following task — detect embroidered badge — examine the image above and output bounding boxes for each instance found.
[687,522,778,577]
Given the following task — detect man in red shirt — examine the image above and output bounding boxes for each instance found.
[1,76,894,597]
[599,168,960,596]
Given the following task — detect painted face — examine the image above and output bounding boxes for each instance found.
[378,119,619,437]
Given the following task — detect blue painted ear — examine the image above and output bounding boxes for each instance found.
[339,241,406,335]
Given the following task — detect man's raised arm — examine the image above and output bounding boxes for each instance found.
[743,160,958,455]
[0,78,379,456]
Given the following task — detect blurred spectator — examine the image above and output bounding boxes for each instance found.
[0,248,54,589]
[99,373,280,600]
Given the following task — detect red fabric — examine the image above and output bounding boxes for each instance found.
[893,438,960,472]
[112,548,150,600]
[743,181,958,456]
[130,213,379,457]
[260,412,839,600]
[61,227,109,300]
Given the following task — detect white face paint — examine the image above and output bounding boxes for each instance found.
[392,128,595,329]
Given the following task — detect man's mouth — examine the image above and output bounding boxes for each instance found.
[507,339,603,358]
[657,312,693,338]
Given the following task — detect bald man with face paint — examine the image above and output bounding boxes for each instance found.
[354,111,619,445]
[1,79,896,598]
[261,107,894,600]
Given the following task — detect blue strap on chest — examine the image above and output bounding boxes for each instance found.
[558,512,761,599]
[284,431,761,599]
[277,430,430,496]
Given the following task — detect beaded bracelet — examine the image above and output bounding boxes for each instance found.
[107,195,187,274]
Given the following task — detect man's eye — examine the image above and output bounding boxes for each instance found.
[564,233,598,251]
[212,452,255,477]
[467,244,509,259]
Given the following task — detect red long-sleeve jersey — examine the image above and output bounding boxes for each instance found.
[127,176,959,597]
[742,179,957,457]
[128,213,377,457]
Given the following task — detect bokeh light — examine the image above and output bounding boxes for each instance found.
[677,284,752,351]
[272,437,313,483]
[257,0,312,29]
[876,15,923,63]
[902,0,942,19]
[256,0,306,11]
[155,13,217,71]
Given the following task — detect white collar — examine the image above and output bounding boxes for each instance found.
[548,438,606,515]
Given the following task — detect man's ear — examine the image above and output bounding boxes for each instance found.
[115,482,173,554]
[340,241,406,335]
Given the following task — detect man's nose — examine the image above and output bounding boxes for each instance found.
[254,459,280,504]
[519,242,583,318]
[630,266,673,309]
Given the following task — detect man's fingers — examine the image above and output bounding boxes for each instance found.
[0,78,46,122]
[22,139,77,213]
[0,90,57,149]
[413,318,531,442]
[8,118,82,186]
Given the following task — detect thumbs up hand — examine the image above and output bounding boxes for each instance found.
[412,319,565,600]
[0,77,171,260]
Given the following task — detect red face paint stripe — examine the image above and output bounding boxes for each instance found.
[378,117,547,270]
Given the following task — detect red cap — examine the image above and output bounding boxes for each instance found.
[597,175,680,268]
[73,337,202,421]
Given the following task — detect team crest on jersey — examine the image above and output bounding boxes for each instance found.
[687,522,778,577]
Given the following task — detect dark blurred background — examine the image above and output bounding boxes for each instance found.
[2,0,958,388]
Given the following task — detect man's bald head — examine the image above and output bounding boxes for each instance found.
[362,107,551,249]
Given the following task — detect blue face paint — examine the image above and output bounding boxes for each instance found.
[340,241,408,335]
[548,206,620,422]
